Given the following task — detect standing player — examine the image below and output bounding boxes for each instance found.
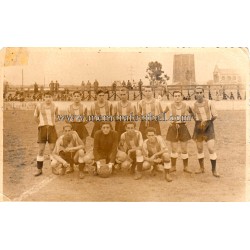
[33,91,58,176]
[51,124,86,179]
[165,90,193,174]
[191,86,220,177]
[138,86,163,139]
[67,91,88,145]
[90,89,112,138]
[118,122,144,179]
[113,88,137,140]
[142,127,172,182]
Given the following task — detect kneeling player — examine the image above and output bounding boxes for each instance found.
[91,122,119,176]
[142,127,172,182]
[118,122,144,180]
[51,124,86,179]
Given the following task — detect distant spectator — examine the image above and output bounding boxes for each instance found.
[127,80,132,90]
[138,79,143,92]
[94,79,99,93]
[81,81,85,93]
[112,81,117,91]
[34,82,39,94]
[49,81,55,94]
[55,81,59,93]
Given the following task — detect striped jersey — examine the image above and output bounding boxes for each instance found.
[90,101,112,116]
[34,102,58,127]
[119,130,143,151]
[53,131,83,155]
[138,98,162,116]
[191,99,217,121]
[142,136,167,157]
[113,101,136,116]
[67,103,87,122]
[165,102,192,123]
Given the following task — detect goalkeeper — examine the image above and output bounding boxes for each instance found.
[191,86,220,177]
[93,122,119,176]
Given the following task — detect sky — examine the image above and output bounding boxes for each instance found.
[1,47,249,86]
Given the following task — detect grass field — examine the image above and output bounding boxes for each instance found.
[3,109,246,201]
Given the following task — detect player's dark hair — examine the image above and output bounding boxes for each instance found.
[72,90,81,96]
[63,123,72,130]
[146,127,156,134]
[173,90,182,96]
[100,121,111,128]
[124,121,136,128]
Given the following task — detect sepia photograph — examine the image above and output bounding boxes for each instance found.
[1,47,249,201]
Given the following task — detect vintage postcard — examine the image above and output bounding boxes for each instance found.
[0,47,249,201]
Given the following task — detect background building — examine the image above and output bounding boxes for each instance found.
[173,54,196,85]
[213,65,242,84]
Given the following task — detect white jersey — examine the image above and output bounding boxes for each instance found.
[34,102,58,127]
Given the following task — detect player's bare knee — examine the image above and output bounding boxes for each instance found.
[208,148,215,154]
[116,150,127,163]
[78,149,85,157]
[38,149,45,156]
[50,159,58,167]
[83,153,94,165]
[121,160,131,169]
[143,161,151,170]
[162,153,170,162]
[135,150,142,156]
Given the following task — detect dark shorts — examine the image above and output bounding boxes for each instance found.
[128,151,136,163]
[71,122,89,140]
[166,123,191,142]
[139,121,161,140]
[59,151,76,165]
[192,120,215,142]
[37,125,58,144]
[95,152,112,164]
[115,122,126,140]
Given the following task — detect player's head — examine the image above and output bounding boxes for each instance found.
[96,89,105,102]
[173,90,183,103]
[72,91,81,103]
[44,91,53,103]
[100,121,111,135]
[143,86,153,99]
[63,124,72,136]
[120,88,128,101]
[125,121,136,135]
[195,86,204,101]
[146,127,157,142]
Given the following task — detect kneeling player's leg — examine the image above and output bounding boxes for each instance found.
[83,151,96,175]
[195,141,205,174]
[162,152,172,182]
[48,143,56,161]
[180,141,192,173]
[74,149,85,178]
[207,139,219,177]
[170,142,178,172]
[135,150,144,174]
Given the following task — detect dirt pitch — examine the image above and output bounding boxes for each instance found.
[3,110,246,201]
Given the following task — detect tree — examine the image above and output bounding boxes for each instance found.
[145,61,170,86]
